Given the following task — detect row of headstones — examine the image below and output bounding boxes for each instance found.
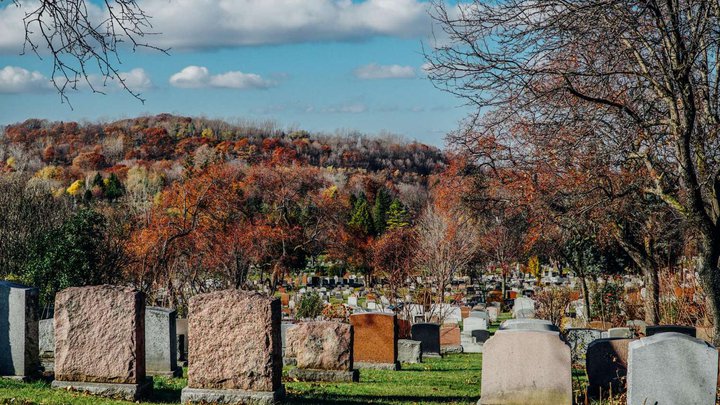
[480,318,718,404]
[1,281,429,403]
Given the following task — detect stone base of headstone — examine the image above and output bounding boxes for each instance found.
[287,368,359,383]
[398,339,422,364]
[354,361,400,370]
[180,386,285,405]
[51,378,154,401]
[1,375,32,382]
[423,352,442,358]
[440,345,463,354]
[147,367,183,378]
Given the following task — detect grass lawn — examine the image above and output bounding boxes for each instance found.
[0,354,482,405]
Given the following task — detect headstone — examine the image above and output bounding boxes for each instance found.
[350,313,399,369]
[180,290,284,404]
[480,330,571,404]
[285,321,357,382]
[645,325,696,338]
[487,307,499,322]
[347,296,358,306]
[469,310,489,320]
[145,307,181,377]
[499,318,559,332]
[176,318,188,363]
[397,339,422,364]
[564,328,602,365]
[440,324,462,354]
[586,338,633,395]
[627,333,718,405]
[52,285,151,400]
[0,281,39,379]
[463,317,488,334]
[607,327,633,338]
[39,318,54,372]
[460,306,471,319]
[411,323,441,357]
[471,329,490,344]
[512,297,535,319]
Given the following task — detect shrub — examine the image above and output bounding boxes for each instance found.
[296,292,324,319]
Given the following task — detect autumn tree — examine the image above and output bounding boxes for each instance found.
[373,227,418,303]
[429,0,720,339]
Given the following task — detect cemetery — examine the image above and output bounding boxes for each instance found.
[2,269,720,404]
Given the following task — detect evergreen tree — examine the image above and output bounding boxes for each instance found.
[348,194,375,235]
[91,172,104,188]
[104,173,125,201]
[372,188,392,235]
[386,199,410,230]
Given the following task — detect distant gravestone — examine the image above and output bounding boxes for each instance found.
[0,281,39,380]
[145,307,181,377]
[469,310,489,320]
[411,323,441,357]
[463,317,488,334]
[512,297,535,319]
[564,328,602,365]
[350,313,399,370]
[645,325,696,338]
[500,319,559,332]
[397,339,422,364]
[181,290,283,404]
[471,329,490,344]
[286,321,357,382]
[607,327,633,338]
[628,333,718,405]
[586,338,633,396]
[347,296,358,306]
[397,318,412,339]
[52,285,151,400]
[487,307,499,322]
[440,324,462,352]
[38,318,54,372]
[480,330,571,404]
[175,318,188,363]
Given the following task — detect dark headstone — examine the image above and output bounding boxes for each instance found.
[411,323,441,356]
[645,325,696,338]
[471,329,491,344]
[586,338,633,397]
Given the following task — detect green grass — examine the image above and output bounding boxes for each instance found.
[0,355,482,405]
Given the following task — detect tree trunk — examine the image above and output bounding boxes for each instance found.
[697,246,720,346]
[642,266,660,325]
[580,274,591,321]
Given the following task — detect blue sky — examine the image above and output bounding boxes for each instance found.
[0,0,471,146]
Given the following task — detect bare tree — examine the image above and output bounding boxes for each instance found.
[4,0,166,103]
[415,203,480,320]
[428,0,720,343]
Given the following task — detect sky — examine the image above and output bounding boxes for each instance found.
[0,0,472,146]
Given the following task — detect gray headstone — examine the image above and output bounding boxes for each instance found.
[0,281,40,377]
[145,306,180,377]
[39,318,54,357]
[628,333,718,405]
[607,327,633,338]
[645,325,696,338]
[564,328,602,365]
[500,318,559,332]
[397,339,422,364]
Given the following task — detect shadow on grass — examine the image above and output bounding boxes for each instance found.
[284,393,478,404]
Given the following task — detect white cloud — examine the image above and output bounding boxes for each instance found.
[0,66,51,93]
[1,0,438,54]
[354,63,416,80]
[137,0,431,50]
[119,68,153,90]
[169,66,275,89]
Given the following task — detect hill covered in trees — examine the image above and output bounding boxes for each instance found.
[0,114,456,311]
